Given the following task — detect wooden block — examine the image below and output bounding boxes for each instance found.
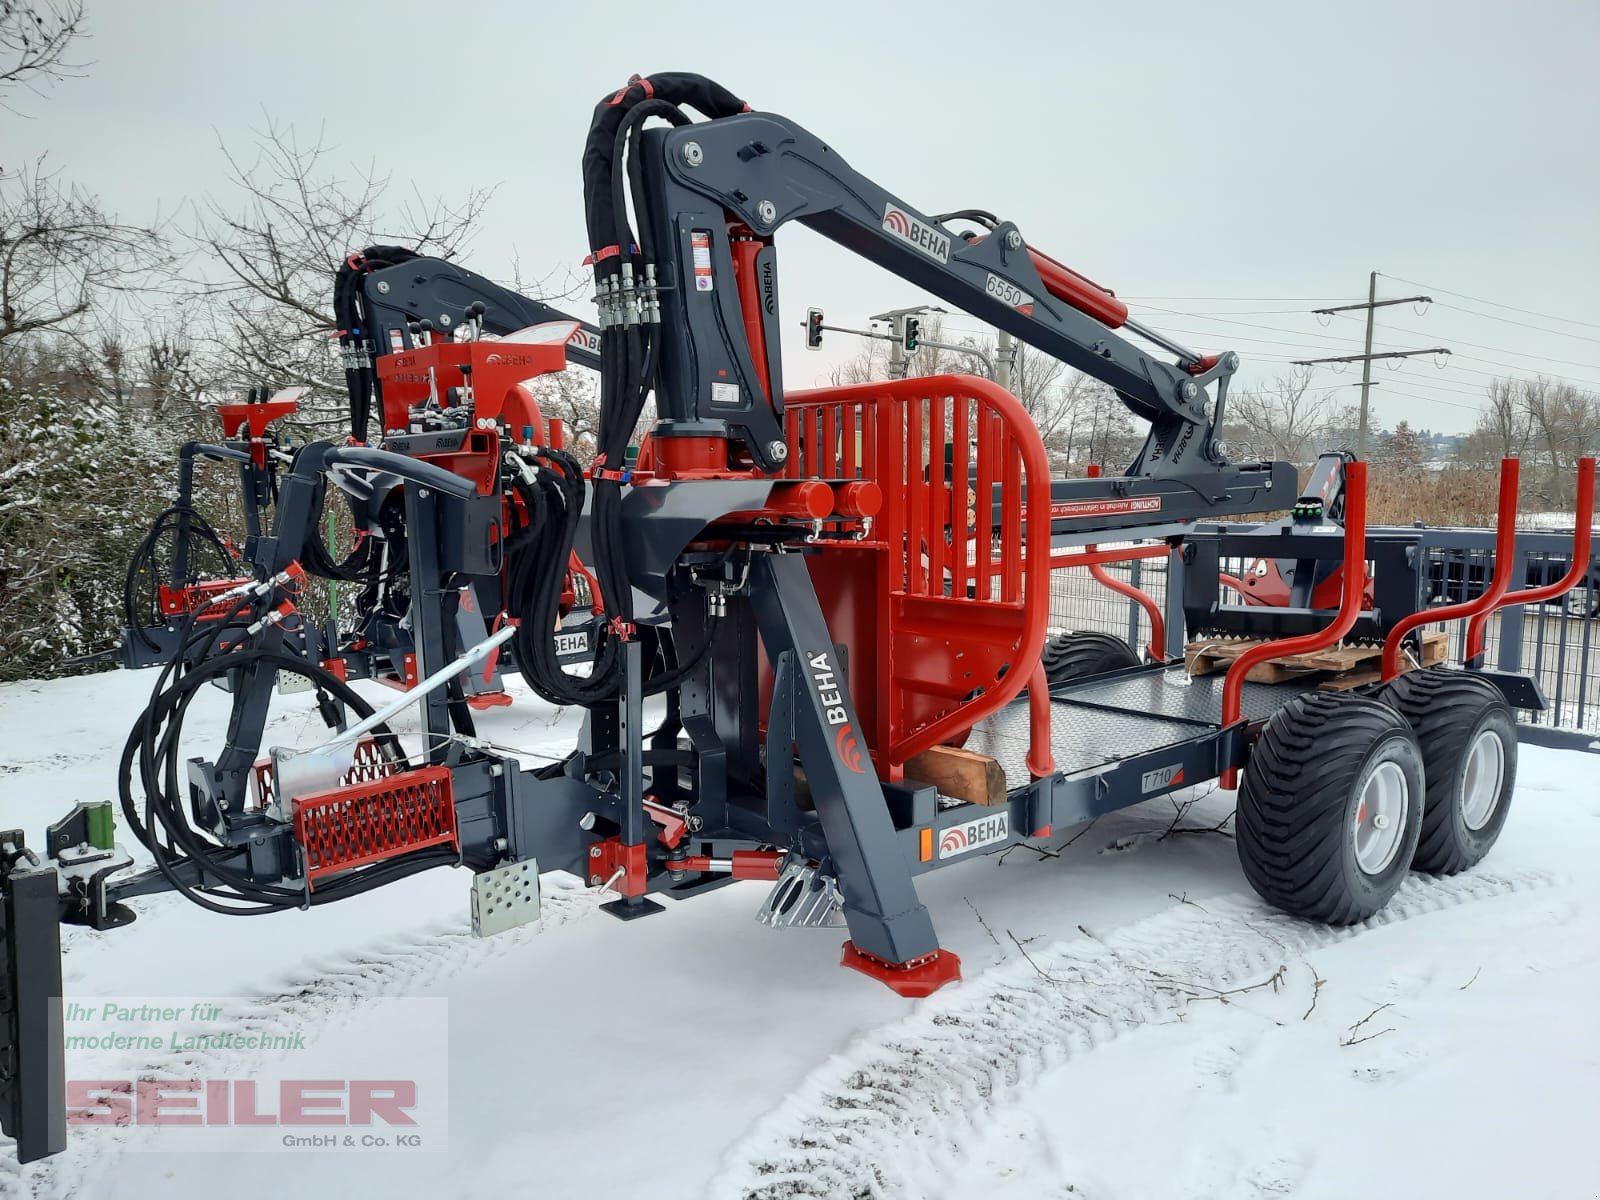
[904,745,1008,807]
[1316,666,1383,692]
[1422,630,1449,665]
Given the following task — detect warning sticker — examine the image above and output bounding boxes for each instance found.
[1050,496,1162,520]
[691,230,714,292]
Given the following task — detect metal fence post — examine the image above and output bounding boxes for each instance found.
[1127,560,1143,651]
[1495,548,1529,673]
[1164,547,1186,660]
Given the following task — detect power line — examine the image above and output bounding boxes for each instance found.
[1119,294,1361,304]
[1323,311,1600,371]
[1379,272,1600,332]
[1297,272,1447,455]
[1431,302,1600,345]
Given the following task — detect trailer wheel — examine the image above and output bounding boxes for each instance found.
[1041,631,1139,686]
[1237,693,1424,924]
[1375,669,1517,875]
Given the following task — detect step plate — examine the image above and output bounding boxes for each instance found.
[471,858,541,937]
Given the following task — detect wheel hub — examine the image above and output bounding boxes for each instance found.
[1461,727,1507,831]
[1353,760,1409,875]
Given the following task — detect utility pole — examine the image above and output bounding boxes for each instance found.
[1293,272,1448,457]
[995,329,1016,392]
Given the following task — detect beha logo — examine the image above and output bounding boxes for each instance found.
[809,652,865,773]
[882,204,950,262]
[835,723,865,773]
[938,812,1009,859]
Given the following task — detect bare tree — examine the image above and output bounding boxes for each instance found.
[1224,369,1328,465]
[1519,375,1600,506]
[1460,376,1532,466]
[0,160,164,357]
[0,0,83,112]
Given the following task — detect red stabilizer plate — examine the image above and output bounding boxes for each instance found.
[465,692,514,711]
[840,942,962,998]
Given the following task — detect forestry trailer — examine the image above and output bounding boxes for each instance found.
[2,71,1591,1164]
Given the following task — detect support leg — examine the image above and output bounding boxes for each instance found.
[749,554,958,995]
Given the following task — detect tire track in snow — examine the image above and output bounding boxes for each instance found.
[711,867,1559,1200]
[0,874,603,1200]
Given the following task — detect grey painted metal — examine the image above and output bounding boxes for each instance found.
[1352,760,1409,874]
[1461,728,1507,830]
[362,257,602,372]
[637,112,1242,478]
[0,850,66,1163]
[965,669,1297,790]
[748,553,939,964]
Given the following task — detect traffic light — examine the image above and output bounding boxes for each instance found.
[904,316,920,352]
[805,308,824,350]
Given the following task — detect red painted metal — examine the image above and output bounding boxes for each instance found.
[832,480,882,520]
[728,227,774,403]
[723,480,835,523]
[217,398,297,440]
[589,838,648,897]
[157,578,255,618]
[783,375,1052,774]
[1049,544,1168,569]
[1025,246,1129,328]
[1026,661,1056,778]
[1381,459,1520,682]
[643,799,688,849]
[839,942,962,997]
[1066,465,1167,660]
[1465,457,1595,664]
[1220,461,1370,788]
[291,766,457,890]
[673,851,784,880]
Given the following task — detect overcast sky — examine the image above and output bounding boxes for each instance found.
[13,0,1599,435]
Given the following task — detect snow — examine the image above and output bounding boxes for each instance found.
[1,668,1597,1199]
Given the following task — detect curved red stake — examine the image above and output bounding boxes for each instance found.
[1219,462,1370,788]
[1381,459,1520,682]
[1026,661,1057,779]
[1082,465,1166,660]
[1464,457,1595,665]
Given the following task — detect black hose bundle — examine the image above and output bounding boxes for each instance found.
[119,595,451,915]
[334,244,421,444]
[499,73,748,709]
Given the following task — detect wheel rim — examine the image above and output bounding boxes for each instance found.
[1352,760,1409,875]
[1461,727,1507,831]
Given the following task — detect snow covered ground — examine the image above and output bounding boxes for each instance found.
[1,668,1596,1199]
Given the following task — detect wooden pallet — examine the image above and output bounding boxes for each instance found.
[1184,630,1448,688]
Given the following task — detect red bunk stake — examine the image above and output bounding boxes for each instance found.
[1464,457,1595,666]
[1219,461,1371,789]
[1381,459,1520,682]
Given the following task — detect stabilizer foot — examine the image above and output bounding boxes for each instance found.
[840,941,961,997]
[600,896,665,921]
